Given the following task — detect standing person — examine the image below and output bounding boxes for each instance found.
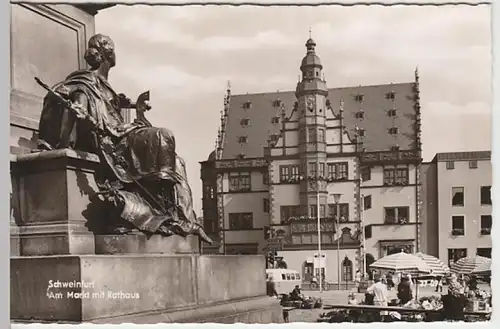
[355,270,362,292]
[386,273,394,290]
[311,275,318,289]
[435,276,444,293]
[397,275,413,305]
[444,273,466,321]
[266,276,279,298]
[366,275,389,322]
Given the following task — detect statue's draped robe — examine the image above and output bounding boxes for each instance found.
[38,70,200,236]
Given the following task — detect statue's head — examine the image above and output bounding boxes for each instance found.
[84,34,116,70]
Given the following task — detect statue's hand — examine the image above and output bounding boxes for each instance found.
[118,93,133,108]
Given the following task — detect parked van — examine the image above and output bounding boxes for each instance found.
[266,269,302,295]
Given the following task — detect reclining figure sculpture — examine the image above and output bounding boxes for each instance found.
[35,33,213,244]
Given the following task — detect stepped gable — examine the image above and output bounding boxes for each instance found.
[221,82,417,159]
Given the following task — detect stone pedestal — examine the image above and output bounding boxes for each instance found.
[10,149,283,323]
[11,255,282,323]
[11,149,102,256]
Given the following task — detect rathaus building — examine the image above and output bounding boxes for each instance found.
[200,37,423,284]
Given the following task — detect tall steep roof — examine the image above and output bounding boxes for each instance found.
[220,82,417,160]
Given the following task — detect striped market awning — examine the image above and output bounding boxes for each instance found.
[414,252,450,276]
[450,256,491,275]
[369,252,432,275]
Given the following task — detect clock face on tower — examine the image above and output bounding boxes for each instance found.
[306,96,316,112]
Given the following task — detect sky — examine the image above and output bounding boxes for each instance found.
[95,4,491,214]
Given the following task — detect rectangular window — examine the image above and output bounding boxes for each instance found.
[364,225,372,239]
[327,162,348,181]
[263,198,270,213]
[388,127,399,135]
[291,165,300,180]
[469,160,478,169]
[446,161,455,170]
[262,171,269,185]
[452,187,464,206]
[480,215,492,235]
[363,195,372,210]
[228,172,251,192]
[361,166,371,182]
[319,163,325,177]
[228,212,253,229]
[320,205,326,218]
[308,162,317,177]
[318,129,325,143]
[481,186,492,205]
[396,168,409,185]
[279,165,300,183]
[308,128,316,143]
[448,248,467,265]
[477,248,492,259]
[309,205,317,218]
[240,118,250,126]
[238,136,248,144]
[451,216,465,236]
[280,205,301,223]
[383,167,409,186]
[384,207,410,224]
[279,166,290,182]
[271,116,280,124]
[329,203,349,222]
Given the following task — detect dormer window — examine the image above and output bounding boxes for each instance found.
[273,99,282,107]
[386,91,396,100]
[240,118,250,126]
[238,136,248,144]
[388,127,399,135]
[271,116,280,124]
[355,110,364,119]
[354,94,364,103]
[243,101,252,109]
[358,129,366,137]
[391,145,400,151]
[237,153,246,159]
[270,134,280,143]
[388,109,397,118]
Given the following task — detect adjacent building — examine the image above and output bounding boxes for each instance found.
[200,37,423,284]
[421,151,492,266]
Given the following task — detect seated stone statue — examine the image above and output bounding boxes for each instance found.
[36,33,212,244]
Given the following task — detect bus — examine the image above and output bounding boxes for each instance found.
[266,268,302,295]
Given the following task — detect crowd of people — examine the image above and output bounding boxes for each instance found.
[360,272,491,321]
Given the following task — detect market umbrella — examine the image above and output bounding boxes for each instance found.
[450,255,491,275]
[414,252,450,276]
[369,251,432,275]
[369,252,432,300]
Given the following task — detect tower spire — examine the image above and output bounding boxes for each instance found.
[309,27,312,39]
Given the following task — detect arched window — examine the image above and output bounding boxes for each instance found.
[342,256,353,282]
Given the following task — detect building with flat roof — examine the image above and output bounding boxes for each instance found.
[421,151,492,265]
[200,37,423,284]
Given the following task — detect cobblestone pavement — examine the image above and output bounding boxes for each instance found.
[288,284,491,322]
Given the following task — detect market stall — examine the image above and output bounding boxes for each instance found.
[369,251,432,299]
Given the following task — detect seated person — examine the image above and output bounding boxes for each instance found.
[290,285,303,301]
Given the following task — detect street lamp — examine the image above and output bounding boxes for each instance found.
[332,193,342,290]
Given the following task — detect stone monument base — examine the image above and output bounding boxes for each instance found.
[11,254,283,324]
